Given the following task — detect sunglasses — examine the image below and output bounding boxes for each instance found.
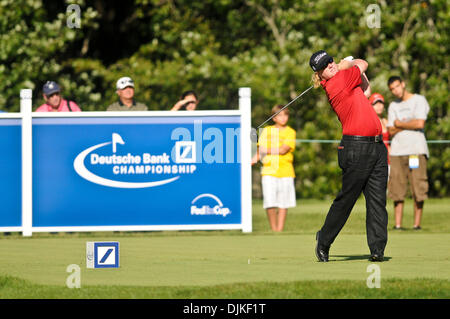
[318,57,334,71]
[47,92,60,98]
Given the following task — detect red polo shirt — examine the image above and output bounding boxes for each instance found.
[321,66,381,136]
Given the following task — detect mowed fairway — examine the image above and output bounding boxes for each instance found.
[0,198,449,298]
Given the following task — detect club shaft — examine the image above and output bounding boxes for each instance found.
[257,86,313,129]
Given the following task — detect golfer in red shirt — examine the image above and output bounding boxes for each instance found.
[310,50,388,262]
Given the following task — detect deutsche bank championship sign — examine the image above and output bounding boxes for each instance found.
[34,116,242,227]
[0,88,252,236]
[0,119,21,229]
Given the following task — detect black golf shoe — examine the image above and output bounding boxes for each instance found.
[315,231,329,262]
[369,253,384,262]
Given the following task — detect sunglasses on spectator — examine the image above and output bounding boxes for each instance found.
[47,92,60,98]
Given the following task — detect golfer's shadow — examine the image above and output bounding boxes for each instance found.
[330,255,392,262]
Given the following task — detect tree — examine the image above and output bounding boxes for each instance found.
[1,0,447,196]
[0,0,98,111]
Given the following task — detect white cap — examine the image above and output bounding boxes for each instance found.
[116,77,134,90]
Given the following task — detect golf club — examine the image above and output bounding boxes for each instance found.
[250,85,313,143]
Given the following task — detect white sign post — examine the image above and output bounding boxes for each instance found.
[20,89,33,237]
[239,87,252,233]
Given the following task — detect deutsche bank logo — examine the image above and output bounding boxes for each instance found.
[175,141,196,163]
[86,242,119,268]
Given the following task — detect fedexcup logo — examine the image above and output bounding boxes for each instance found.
[74,133,196,188]
[190,193,231,217]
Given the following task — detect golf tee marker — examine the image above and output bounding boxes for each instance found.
[86,242,120,268]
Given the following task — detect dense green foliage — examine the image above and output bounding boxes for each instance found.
[0,0,448,197]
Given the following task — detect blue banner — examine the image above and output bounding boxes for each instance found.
[0,119,22,227]
[32,116,242,227]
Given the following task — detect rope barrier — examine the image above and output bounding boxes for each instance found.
[295,139,450,144]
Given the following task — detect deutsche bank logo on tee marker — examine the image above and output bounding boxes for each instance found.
[86,242,119,269]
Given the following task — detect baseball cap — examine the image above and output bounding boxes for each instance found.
[369,93,385,105]
[309,50,334,72]
[43,81,61,96]
[116,77,135,90]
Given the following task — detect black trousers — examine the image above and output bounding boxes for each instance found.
[319,136,388,255]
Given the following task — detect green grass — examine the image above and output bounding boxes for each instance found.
[1,276,448,299]
[0,197,449,299]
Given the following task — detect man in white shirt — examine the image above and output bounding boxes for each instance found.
[386,76,430,230]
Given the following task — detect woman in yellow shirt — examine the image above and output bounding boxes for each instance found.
[252,105,297,232]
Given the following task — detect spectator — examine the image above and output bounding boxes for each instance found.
[35,81,81,112]
[386,76,430,230]
[369,93,390,159]
[171,91,198,111]
[107,77,148,111]
[251,105,296,232]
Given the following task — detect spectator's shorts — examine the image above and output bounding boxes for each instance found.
[262,176,296,209]
[388,155,428,202]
